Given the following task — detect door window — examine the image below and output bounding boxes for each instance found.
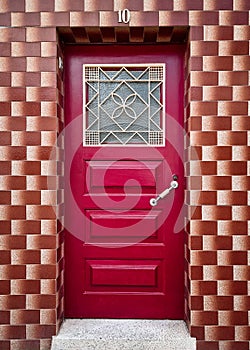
[83,64,165,146]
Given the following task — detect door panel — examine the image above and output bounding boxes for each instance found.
[86,260,161,289]
[64,45,185,319]
[86,210,161,243]
[86,160,162,193]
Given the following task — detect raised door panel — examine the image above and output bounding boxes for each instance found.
[86,160,163,194]
[86,259,162,291]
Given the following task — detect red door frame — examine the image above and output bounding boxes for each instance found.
[64,44,185,319]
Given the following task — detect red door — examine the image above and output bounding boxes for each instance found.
[64,45,185,319]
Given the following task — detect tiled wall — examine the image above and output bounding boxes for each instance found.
[0,1,249,349]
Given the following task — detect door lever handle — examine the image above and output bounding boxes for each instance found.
[150,175,178,207]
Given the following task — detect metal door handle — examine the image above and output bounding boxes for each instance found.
[150,175,178,207]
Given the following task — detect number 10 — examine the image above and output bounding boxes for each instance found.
[118,9,131,24]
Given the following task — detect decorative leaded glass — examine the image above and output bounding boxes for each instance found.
[83,64,165,146]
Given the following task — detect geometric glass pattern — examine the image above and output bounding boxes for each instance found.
[83,64,165,146]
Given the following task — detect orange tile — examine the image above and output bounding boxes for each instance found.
[218,101,248,116]
[233,206,250,221]
[203,56,233,71]
[191,280,218,295]
[0,205,26,220]
[219,11,248,25]
[218,220,248,235]
[217,190,247,205]
[189,11,219,25]
[191,101,217,116]
[191,251,217,265]
[191,131,217,145]
[11,12,40,27]
[218,341,249,350]
[204,0,233,10]
[205,326,234,341]
[203,266,233,281]
[233,266,250,281]
[40,279,56,294]
[11,72,41,87]
[203,86,232,101]
[0,281,10,295]
[0,176,26,190]
[26,264,56,279]
[0,57,26,72]
[204,25,233,40]
[191,310,218,326]
[235,326,250,341]
[0,295,25,310]
[10,310,40,325]
[26,294,56,309]
[26,235,56,249]
[234,295,250,311]
[189,26,204,40]
[202,176,232,191]
[0,72,11,86]
[202,205,232,220]
[0,191,11,205]
[204,296,233,311]
[0,311,10,325]
[190,295,204,310]
[26,324,56,340]
[190,325,205,340]
[0,13,11,27]
[11,280,40,295]
[11,42,41,57]
[0,325,26,340]
[190,220,218,235]
[219,41,249,56]
[40,12,70,27]
[196,340,219,350]
[0,251,11,264]
[218,131,247,145]
[25,0,54,12]
[0,43,11,57]
[218,280,247,295]
[0,162,11,175]
[0,28,26,42]
[26,28,56,42]
[26,205,56,220]
[11,220,41,235]
[26,175,54,190]
[40,309,56,324]
[233,0,250,10]
[12,131,41,146]
[84,0,114,11]
[189,160,217,176]
[10,340,40,350]
[159,11,188,26]
[218,161,247,176]
[145,0,173,11]
[191,41,218,56]
[11,250,40,265]
[203,236,232,250]
[0,265,26,280]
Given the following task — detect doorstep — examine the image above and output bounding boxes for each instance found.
[51,319,196,350]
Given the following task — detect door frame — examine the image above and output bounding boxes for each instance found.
[57,26,190,322]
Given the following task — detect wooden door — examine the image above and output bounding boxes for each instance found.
[64,45,185,319]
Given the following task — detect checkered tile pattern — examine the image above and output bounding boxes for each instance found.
[0,1,249,349]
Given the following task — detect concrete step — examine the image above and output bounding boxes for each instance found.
[51,319,196,350]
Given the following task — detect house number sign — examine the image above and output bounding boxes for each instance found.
[118,9,131,24]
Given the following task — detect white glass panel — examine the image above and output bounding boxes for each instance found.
[83,64,165,146]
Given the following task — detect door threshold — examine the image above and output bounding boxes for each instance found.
[51,319,196,350]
